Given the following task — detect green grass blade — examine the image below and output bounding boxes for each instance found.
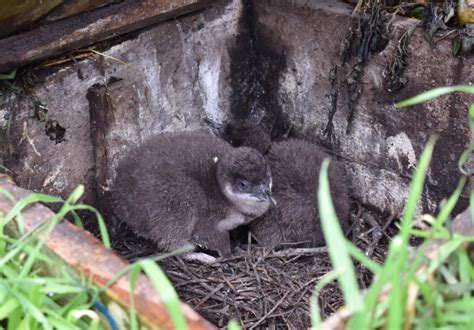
[0,185,127,330]
[67,309,100,330]
[2,234,56,262]
[28,284,44,329]
[407,240,433,283]
[399,136,437,243]
[409,228,450,239]
[445,299,474,311]
[428,238,466,273]
[0,221,52,269]
[345,239,382,273]
[458,249,471,301]
[363,237,404,327]
[19,219,58,278]
[70,210,84,229]
[433,176,467,229]
[6,304,22,330]
[385,137,436,329]
[129,265,141,330]
[458,105,474,175]
[228,319,241,330]
[64,185,84,205]
[386,237,406,330]
[0,188,16,204]
[7,288,51,330]
[318,160,364,312]
[471,192,474,228]
[0,69,17,80]
[0,297,20,319]
[17,187,89,278]
[3,278,86,295]
[59,292,90,317]
[310,269,343,328]
[395,85,474,108]
[70,204,110,248]
[40,283,88,295]
[101,246,192,292]
[0,193,62,227]
[18,314,31,329]
[139,259,187,330]
[46,314,81,330]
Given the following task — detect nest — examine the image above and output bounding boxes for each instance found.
[113,204,395,328]
[161,247,338,328]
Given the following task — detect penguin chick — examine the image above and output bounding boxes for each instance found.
[252,139,350,247]
[110,131,275,257]
[210,119,350,247]
[205,118,272,154]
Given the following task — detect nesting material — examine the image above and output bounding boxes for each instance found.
[113,205,393,328]
[159,247,339,328]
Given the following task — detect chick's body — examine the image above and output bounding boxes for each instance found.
[111,132,230,254]
[110,131,274,256]
[252,139,350,247]
[212,119,350,247]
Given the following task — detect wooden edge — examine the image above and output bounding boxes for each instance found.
[0,0,217,73]
[0,176,216,330]
[321,207,474,329]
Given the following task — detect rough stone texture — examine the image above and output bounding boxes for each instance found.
[1,0,473,223]
[249,0,474,216]
[1,0,242,222]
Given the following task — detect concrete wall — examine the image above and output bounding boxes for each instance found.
[1,0,472,224]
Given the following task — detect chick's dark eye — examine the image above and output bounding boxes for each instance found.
[238,180,248,190]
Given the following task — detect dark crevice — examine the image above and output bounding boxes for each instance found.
[229,0,291,141]
[44,119,66,144]
[229,0,260,120]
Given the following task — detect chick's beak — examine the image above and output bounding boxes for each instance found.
[262,188,277,205]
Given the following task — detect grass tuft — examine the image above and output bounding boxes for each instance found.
[315,85,474,329]
[0,183,189,329]
[318,160,364,323]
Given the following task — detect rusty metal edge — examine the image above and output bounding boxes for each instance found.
[0,0,217,73]
[0,176,216,330]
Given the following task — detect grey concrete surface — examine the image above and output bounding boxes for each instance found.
[1,0,472,221]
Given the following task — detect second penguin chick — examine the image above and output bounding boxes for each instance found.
[209,119,350,247]
[109,131,275,257]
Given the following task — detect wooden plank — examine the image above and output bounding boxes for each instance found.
[0,0,217,73]
[0,176,216,330]
[43,0,120,24]
[0,0,119,39]
[0,0,62,38]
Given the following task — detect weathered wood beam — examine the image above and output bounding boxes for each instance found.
[42,0,120,24]
[0,0,217,73]
[0,0,62,39]
[0,176,216,330]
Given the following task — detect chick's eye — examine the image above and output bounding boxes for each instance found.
[238,180,248,190]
